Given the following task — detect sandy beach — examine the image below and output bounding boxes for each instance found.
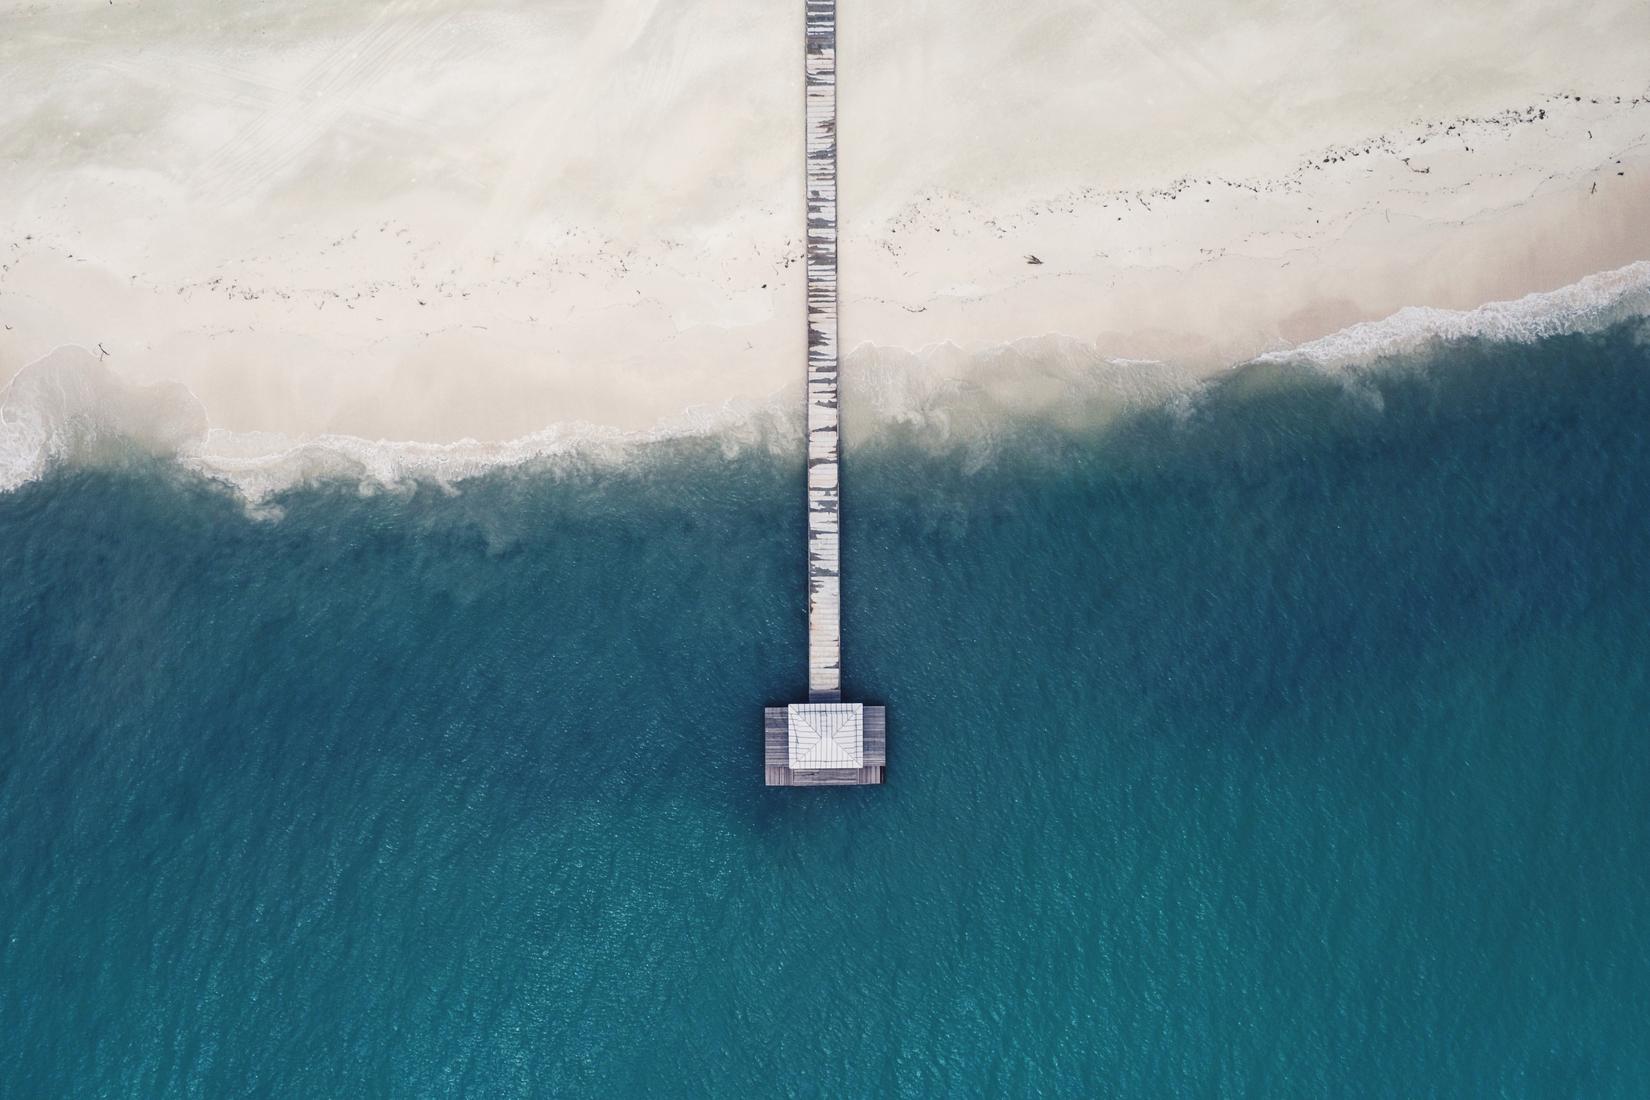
[1,0,1647,491]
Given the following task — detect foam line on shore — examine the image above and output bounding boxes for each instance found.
[1259,261,1650,369]
[3,262,1649,505]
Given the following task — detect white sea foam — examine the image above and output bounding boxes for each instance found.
[3,262,1649,504]
[1257,261,1650,370]
[0,347,209,491]
[181,398,799,509]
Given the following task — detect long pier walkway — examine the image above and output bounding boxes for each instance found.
[804,0,842,704]
[765,0,886,787]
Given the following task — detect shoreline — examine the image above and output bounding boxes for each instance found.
[4,258,1649,504]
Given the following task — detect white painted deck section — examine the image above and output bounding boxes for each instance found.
[787,703,863,769]
[805,0,841,703]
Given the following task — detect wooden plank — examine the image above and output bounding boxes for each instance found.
[788,766,881,786]
[862,705,886,766]
[764,707,790,768]
[765,767,883,787]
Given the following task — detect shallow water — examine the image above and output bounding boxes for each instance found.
[3,326,1650,1095]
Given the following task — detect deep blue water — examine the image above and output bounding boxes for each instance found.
[3,326,1650,1096]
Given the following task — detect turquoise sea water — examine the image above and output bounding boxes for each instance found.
[3,325,1650,1095]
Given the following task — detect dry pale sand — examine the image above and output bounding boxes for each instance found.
[1,0,1647,481]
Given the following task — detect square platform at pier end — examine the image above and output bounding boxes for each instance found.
[764,704,885,786]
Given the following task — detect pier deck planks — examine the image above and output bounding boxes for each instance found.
[764,706,885,786]
[805,0,841,704]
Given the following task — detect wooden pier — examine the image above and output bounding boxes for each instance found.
[765,0,885,787]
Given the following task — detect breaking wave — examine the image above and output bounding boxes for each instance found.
[1257,261,1650,369]
[4,261,1649,506]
